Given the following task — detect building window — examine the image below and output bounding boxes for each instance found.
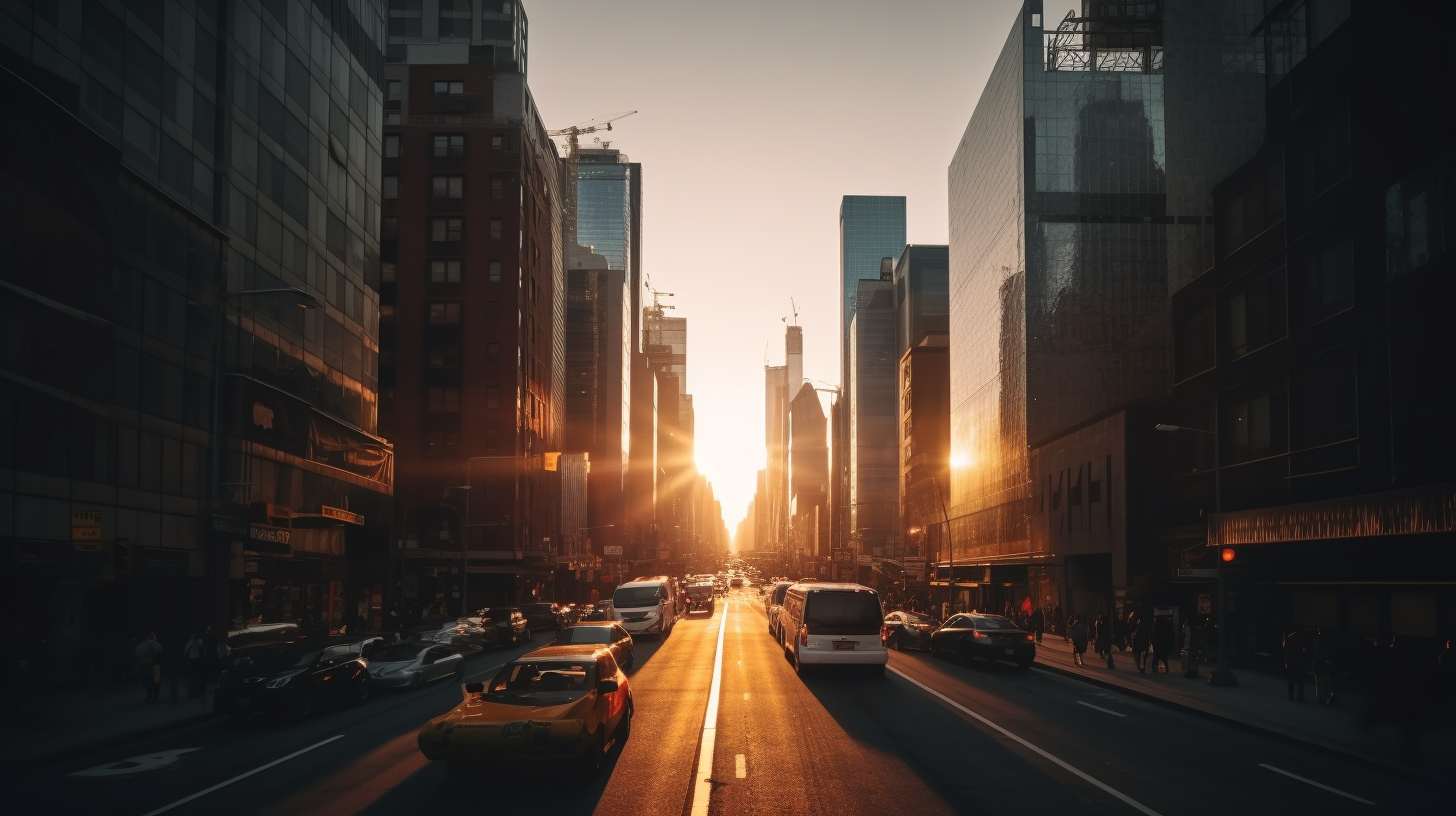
[428,345,461,369]
[433,134,465,157]
[490,178,504,199]
[1174,305,1215,382]
[432,175,464,199]
[491,134,504,150]
[1385,153,1453,279]
[387,80,402,101]
[380,304,396,322]
[487,386,501,409]
[431,218,463,241]
[383,176,399,199]
[427,431,459,450]
[1294,234,1354,326]
[428,387,460,412]
[1224,268,1286,358]
[433,81,464,96]
[487,342,501,358]
[489,218,502,239]
[1293,352,1358,450]
[1223,385,1288,464]
[439,0,471,37]
[384,135,400,158]
[431,259,462,283]
[489,260,502,283]
[1294,99,1350,205]
[429,302,462,324]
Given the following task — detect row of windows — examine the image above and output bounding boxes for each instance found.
[386,80,466,100]
[381,134,507,157]
[425,344,504,368]
[380,175,506,199]
[425,385,505,412]
[380,259,504,284]
[427,217,505,241]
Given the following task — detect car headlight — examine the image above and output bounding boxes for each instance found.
[643,610,660,620]
[266,670,305,689]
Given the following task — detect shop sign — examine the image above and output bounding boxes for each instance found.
[210,514,251,537]
[603,545,624,556]
[246,525,292,555]
[321,505,364,525]
[832,548,854,563]
[72,511,104,549]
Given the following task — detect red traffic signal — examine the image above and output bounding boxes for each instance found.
[1220,547,1236,562]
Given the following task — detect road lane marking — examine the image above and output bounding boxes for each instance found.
[140,735,346,816]
[890,667,1163,816]
[735,753,746,779]
[1258,764,1375,805]
[1077,701,1127,718]
[71,748,200,777]
[689,601,730,816]
[743,693,750,701]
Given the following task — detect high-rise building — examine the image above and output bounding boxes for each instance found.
[789,383,829,558]
[763,364,789,554]
[894,246,950,575]
[850,274,898,557]
[380,0,563,613]
[947,1,1265,614]
[575,148,644,350]
[1,0,393,679]
[839,195,907,350]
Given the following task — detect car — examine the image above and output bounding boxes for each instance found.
[684,582,716,615]
[475,607,532,647]
[929,613,1036,669]
[577,604,611,622]
[429,618,499,652]
[215,637,373,718]
[611,577,678,638]
[553,622,634,670]
[883,611,938,651]
[367,641,466,687]
[520,602,562,632]
[779,583,888,675]
[729,577,743,588]
[764,581,793,639]
[417,644,633,782]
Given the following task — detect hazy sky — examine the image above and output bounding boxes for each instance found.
[526,0,1037,530]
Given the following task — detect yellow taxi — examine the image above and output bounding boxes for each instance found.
[417,644,632,782]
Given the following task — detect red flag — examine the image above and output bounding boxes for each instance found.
[1020,596,1034,615]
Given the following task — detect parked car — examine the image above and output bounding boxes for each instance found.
[577,604,611,622]
[929,613,1035,669]
[883,611,938,651]
[729,577,743,588]
[778,583,888,675]
[429,618,498,652]
[368,641,465,688]
[417,645,632,782]
[553,622,634,670]
[215,637,372,718]
[765,581,793,640]
[684,582,716,615]
[520,602,562,632]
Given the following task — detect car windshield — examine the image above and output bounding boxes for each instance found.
[973,616,1018,630]
[555,627,612,644]
[686,585,713,599]
[613,586,664,608]
[373,644,428,662]
[485,661,597,705]
[805,590,883,635]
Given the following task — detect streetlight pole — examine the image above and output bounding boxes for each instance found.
[1155,423,1237,687]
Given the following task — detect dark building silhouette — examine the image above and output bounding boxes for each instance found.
[789,382,829,558]
[894,246,950,582]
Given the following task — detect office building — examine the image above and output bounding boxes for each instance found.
[575,148,644,350]
[894,246,950,573]
[839,195,907,352]
[946,0,1265,614]
[789,383,829,558]
[380,0,562,614]
[1,0,393,683]
[850,272,898,557]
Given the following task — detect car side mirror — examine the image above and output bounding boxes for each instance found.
[464,681,484,694]
[597,679,619,694]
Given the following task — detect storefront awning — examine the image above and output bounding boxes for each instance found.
[1208,482,1456,546]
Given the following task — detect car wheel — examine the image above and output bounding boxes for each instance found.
[617,695,634,740]
[353,674,371,705]
[293,689,315,719]
[889,633,902,652]
[793,649,810,677]
[576,728,606,780]
[930,641,942,659]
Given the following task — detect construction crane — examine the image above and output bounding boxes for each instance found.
[790,298,800,326]
[549,111,637,246]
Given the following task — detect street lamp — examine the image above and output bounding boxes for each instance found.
[1155,422,1237,687]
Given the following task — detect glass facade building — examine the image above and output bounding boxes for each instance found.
[839,195,906,352]
[576,148,643,350]
[947,0,1263,567]
[849,278,898,555]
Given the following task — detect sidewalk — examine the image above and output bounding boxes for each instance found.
[1031,636,1455,781]
[0,674,222,776]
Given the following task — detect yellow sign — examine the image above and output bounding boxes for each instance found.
[72,511,103,541]
[543,452,561,472]
[321,505,364,525]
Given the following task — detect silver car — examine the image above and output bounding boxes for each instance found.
[368,642,465,688]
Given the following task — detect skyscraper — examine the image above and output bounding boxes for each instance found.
[850,274,898,557]
[576,148,644,350]
[894,246,951,573]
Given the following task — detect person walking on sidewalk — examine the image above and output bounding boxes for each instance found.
[1311,626,1336,706]
[1054,606,1067,643]
[1093,613,1111,661]
[1030,606,1045,644]
[1132,614,1151,673]
[184,630,209,698]
[1283,625,1310,702]
[1152,614,1174,674]
[1070,614,1089,666]
[134,633,163,704]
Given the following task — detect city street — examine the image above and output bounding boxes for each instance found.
[19,591,1445,815]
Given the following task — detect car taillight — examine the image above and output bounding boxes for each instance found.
[881,625,890,645]
[1025,633,1035,641]
[971,630,986,639]
[915,624,932,631]
[800,624,809,646]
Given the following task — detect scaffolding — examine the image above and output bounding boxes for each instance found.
[1045,8,1164,73]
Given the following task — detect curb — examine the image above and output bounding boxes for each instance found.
[0,710,226,779]
[1031,656,1451,789]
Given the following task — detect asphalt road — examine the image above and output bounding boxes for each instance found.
[23,591,1448,815]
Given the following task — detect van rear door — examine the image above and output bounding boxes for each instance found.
[802,590,884,653]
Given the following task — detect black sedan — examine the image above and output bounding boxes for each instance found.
[883,611,938,651]
[684,583,716,615]
[215,638,372,719]
[552,622,635,670]
[929,614,1035,669]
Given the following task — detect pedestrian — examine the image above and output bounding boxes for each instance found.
[1093,613,1110,660]
[1030,606,1045,644]
[134,632,163,704]
[1132,614,1151,673]
[1283,625,1310,702]
[1311,626,1336,706]
[1152,614,1174,674]
[941,600,951,623]
[1053,606,1066,643]
[1070,614,1089,667]
[184,630,209,698]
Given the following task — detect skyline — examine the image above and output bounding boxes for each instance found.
[526,0,1031,528]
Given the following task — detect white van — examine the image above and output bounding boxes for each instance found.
[780,583,887,675]
[611,576,679,638]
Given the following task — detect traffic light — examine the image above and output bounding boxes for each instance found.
[1220,547,1236,562]
[113,538,131,572]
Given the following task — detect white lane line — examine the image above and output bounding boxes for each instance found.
[1258,764,1376,805]
[140,735,346,816]
[688,601,731,816]
[735,753,747,779]
[890,667,1162,816]
[1077,701,1127,718]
